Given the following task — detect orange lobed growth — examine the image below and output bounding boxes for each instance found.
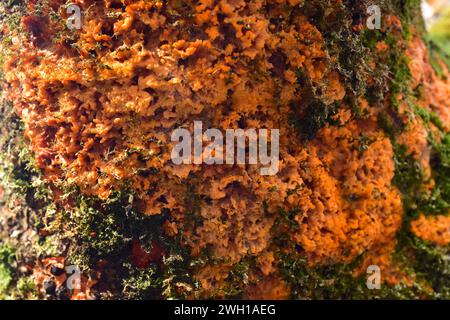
[2,0,450,298]
[412,215,450,246]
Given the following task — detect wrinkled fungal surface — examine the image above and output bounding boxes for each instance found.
[0,0,450,300]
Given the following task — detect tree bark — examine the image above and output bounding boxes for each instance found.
[0,0,449,299]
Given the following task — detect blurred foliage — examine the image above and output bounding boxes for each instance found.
[429,6,450,55]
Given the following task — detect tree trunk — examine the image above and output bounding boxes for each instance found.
[0,0,449,300]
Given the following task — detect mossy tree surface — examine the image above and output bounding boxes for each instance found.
[0,0,450,300]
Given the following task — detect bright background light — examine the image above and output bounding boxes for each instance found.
[424,0,450,55]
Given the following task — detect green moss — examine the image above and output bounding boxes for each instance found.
[393,226,450,299]
[122,265,161,300]
[406,236,450,298]
[64,190,156,268]
[0,264,12,297]
[286,2,447,291]
[161,252,201,300]
[220,258,251,298]
[0,98,199,298]
[393,144,424,212]
[0,243,39,299]
[291,0,416,141]
[278,252,425,299]
[414,105,444,130]
[0,244,14,297]
[53,187,201,299]
[0,102,52,212]
[0,0,447,300]
[1,0,25,34]
[385,106,450,221]
[14,276,37,299]
[290,99,340,141]
[378,111,425,219]
[392,0,425,38]
[390,106,450,217]
[389,53,412,108]
[419,133,450,215]
[355,135,375,156]
[386,81,450,298]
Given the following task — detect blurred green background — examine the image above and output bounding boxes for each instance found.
[428,3,450,55]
